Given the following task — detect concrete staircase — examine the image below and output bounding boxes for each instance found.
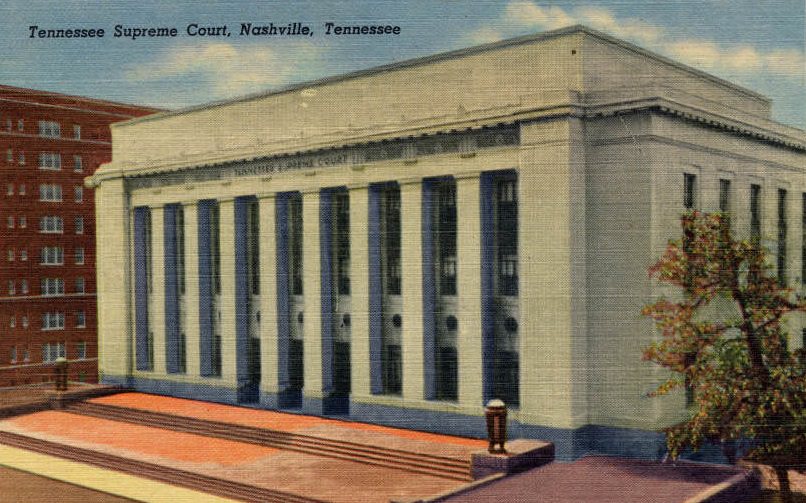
[0,429,326,503]
[64,401,474,482]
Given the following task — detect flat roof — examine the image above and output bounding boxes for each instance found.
[117,25,770,128]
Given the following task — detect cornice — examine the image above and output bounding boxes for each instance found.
[88,95,804,188]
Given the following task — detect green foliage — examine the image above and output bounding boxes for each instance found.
[643,211,806,475]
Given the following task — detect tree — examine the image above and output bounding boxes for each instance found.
[642,211,806,502]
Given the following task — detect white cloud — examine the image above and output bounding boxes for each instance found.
[763,49,806,77]
[469,1,803,81]
[467,26,505,45]
[504,2,576,30]
[667,40,805,78]
[126,41,323,100]
[498,2,662,45]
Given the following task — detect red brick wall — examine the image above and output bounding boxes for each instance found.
[0,86,158,387]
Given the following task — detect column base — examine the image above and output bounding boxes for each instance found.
[471,439,555,479]
[302,394,350,416]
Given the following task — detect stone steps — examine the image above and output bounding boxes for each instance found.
[65,401,474,482]
[0,430,324,503]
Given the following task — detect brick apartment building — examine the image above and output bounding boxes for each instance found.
[0,85,157,386]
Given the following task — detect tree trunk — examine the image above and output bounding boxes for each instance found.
[721,441,737,464]
[774,466,792,503]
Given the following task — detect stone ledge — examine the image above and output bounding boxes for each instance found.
[471,439,555,479]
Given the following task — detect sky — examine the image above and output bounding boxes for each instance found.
[1,0,803,128]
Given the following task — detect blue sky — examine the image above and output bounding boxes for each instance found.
[1,0,803,127]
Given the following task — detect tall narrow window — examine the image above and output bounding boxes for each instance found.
[74,156,83,172]
[209,202,221,376]
[750,184,762,242]
[289,196,303,295]
[384,187,402,296]
[211,204,220,296]
[492,172,520,408]
[497,179,518,297]
[778,188,788,286]
[334,192,350,295]
[248,200,260,295]
[380,184,402,395]
[437,182,457,296]
[434,179,458,402]
[176,206,185,295]
[134,207,153,371]
[73,125,81,139]
[683,173,697,210]
[144,215,153,294]
[719,179,731,214]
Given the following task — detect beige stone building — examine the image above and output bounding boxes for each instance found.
[88,26,805,459]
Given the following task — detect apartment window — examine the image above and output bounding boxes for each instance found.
[21,280,28,295]
[39,216,64,233]
[750,184,762,242]
[6,216,13,229]
[76,341,87,359]
[19,216,26,228]
[42,342,66,362]
[6,184,12,196]
[778,189,788,286]
[73,125,81,139]
[683,173,697,209]
[73,155,82,172]
[76,311,86,328]
[75,216,84,234]
[5,118,10,131]
[75,277,85,294]
[18,152,24,165]
[39,184,62,202]
[74,186,83,202]
[6,149,11,163]
[17,119,23,132]
[7,280,14,295]
[10,347,16,364]
[719,179,732,214]
[19,184,25,196]
[75,247,84,265]
[41,312,65,331]
[20,250,27,261]
[41,278,65,296]
[10,316,15,328]
[38,152,61,170]
[23,348,29,362]
[7,249,13,262]
[22,316,28,328]
[40,247,64,265]
[38,121,60,138]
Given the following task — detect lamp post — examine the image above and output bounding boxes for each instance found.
[54,357,68,392]
[485,399,507,454]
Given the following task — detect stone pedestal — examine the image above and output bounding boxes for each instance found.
[471,439,555,479]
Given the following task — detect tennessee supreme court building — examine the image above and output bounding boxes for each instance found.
[89,26,805,459]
